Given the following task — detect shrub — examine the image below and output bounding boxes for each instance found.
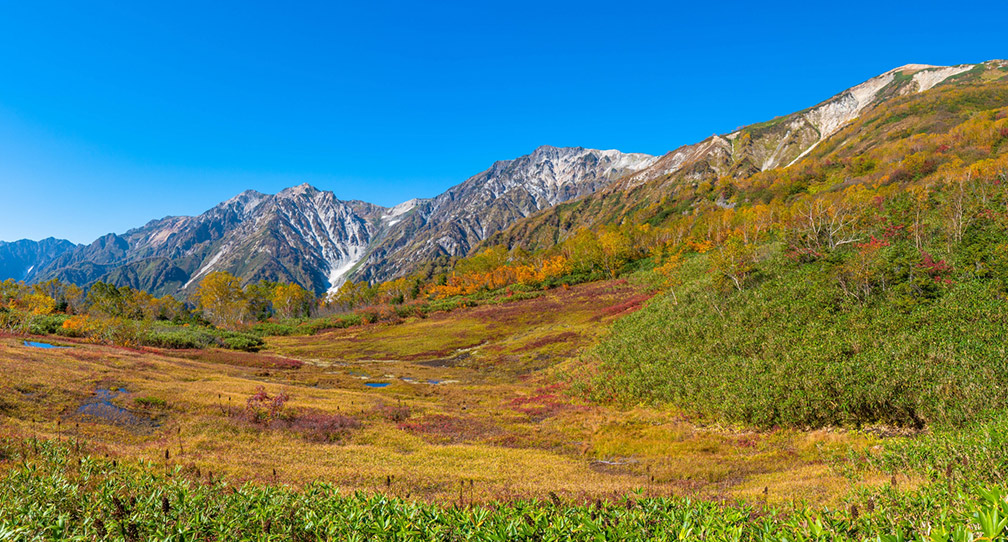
[248,321,301,337]
[134,396,167,409]
[218,332,265,352]
[372,402,411,423]
[142,327,216,349]
[233,386,291,425]
[356,308,380,324]
[27,314,67,335]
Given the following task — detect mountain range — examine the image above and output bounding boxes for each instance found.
[1,147,655,295]
[2,60,1005,296]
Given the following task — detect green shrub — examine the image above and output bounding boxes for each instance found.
[27,314,67,335]
[588,249,1008,429]
[134,396,167,409]
[142,327,216,349]
[248,321,301,336]
[219,333,265,352]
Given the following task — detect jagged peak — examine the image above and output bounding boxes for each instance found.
[385,198,424,217]
[277,182,321,197]
[225,188,267,202]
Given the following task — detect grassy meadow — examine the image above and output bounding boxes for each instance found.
[4,276,1006,539]
[0,279,867,503]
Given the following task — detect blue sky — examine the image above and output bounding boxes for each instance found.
[1,0,1005,243]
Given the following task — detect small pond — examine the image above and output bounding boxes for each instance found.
[364,382,390,388]
[77,388,159,429]
[24,340,69,349]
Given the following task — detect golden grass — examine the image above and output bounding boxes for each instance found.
[0,280,892,506]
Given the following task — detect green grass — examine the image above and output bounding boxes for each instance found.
[586,250,1008,429]
[2,439,1007,541]
[866,413,1008,485]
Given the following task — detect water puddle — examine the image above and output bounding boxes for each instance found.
[24,340,69,349]
[364,382,390,388]
[77,388,159,429]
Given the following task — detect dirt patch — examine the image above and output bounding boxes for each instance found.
[179,349,304,370]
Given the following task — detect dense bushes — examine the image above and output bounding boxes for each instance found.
[587,248,1008,429]
[1,308,265,352]
[26,314,68,335]
[141,326,217,349]
[218,332,265,352]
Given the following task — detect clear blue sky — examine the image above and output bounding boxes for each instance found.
[1,0,1005,243]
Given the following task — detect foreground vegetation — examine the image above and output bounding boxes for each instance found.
[1,439,1007,541]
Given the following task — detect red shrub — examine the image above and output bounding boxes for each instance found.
[594,293,655,320]
[509,383,576,419]
[230,387,360,442]
[918,252,953,284]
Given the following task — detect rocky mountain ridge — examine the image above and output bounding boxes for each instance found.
[4,61,1002,296]
[2,146,655,295]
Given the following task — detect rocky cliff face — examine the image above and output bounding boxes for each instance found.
[30,184,389,295]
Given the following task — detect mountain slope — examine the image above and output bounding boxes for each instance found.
[482,61,1005,252]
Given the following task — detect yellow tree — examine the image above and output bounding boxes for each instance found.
[22,292,57,315]
[0,279,25,309]
[273,282,313,318]
[654,250,684,304]
[710,235,757,292]
[597,227,631,278]
[195,271,248,328]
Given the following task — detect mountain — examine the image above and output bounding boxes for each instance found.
[30,185,388,296]
[481,61,1007,252]
[0,238,78,282]
[5,60,1004,296]
[11,147,654,295]
[351,146,656,282]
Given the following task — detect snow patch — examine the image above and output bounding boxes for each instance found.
[326,246,366,294]
[184,247,227,288]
